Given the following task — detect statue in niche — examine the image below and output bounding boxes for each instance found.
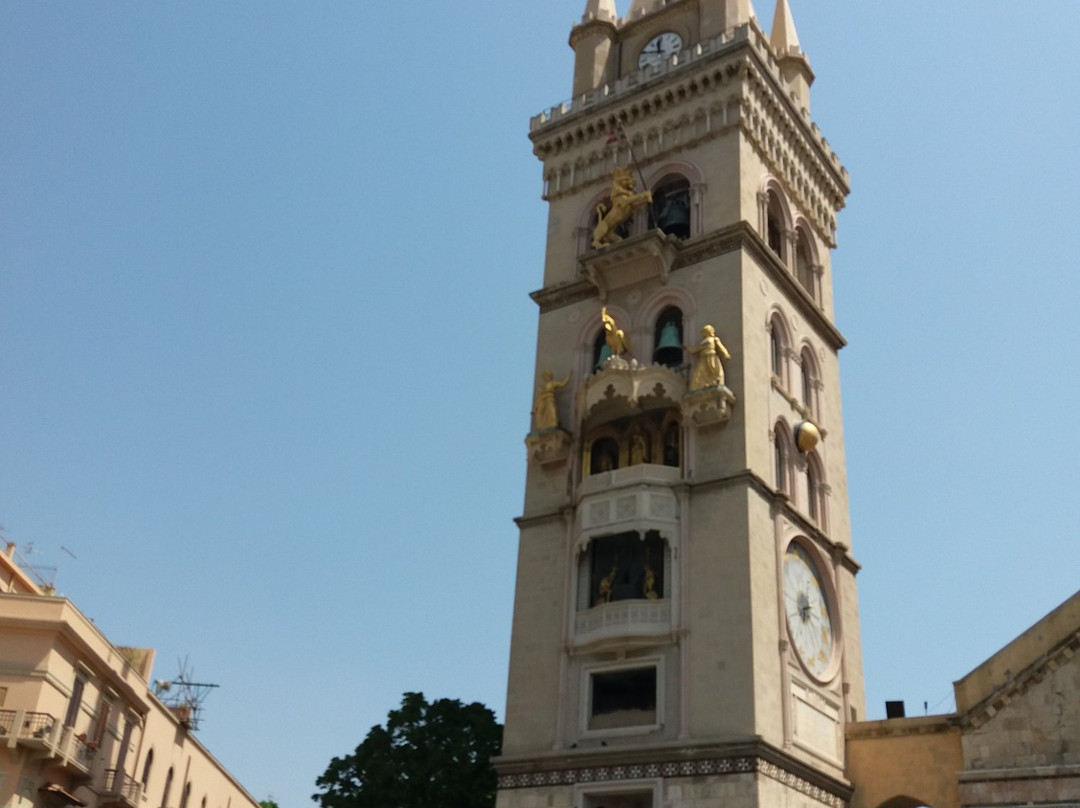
[592,166,653,249]
[531,369,571,431]
[629,427,650,466]
[643,562,658,600]
[601,307,631,359]
[598,562,618,604]
[689,324,732,391]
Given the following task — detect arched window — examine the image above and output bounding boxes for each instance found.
[178,783,191,808]
[795,229,815,296]
[161,768,174,808]
[652,306,684,368]
[767,192,786,260]
[651,175,691,239]
[768,312,790,387]
[800,347,818,419]
[773,423,790,493]
[141,749,154,788]
[593,328,610,372]
[806,452,827,528]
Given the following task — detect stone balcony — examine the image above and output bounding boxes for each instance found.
[0,709,93,776]
[577,464,680,546]
[574,598,673,650]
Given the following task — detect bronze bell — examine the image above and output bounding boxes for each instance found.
[653,321,683,367]
[656,196,690,239]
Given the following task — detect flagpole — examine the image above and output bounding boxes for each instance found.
[614,123,658,228]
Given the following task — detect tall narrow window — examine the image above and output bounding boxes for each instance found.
[114,714,133,776]
[142,749,154,789]
[796,231,815,295]
[769,314,789,386]
[800,347,819,420]
[807,461,820,522]
[93,698,112,746]
[161,767,174,808]
[179,783,191,808]
[774,426,787,493]
[767,194,785,259]
[64,674,86,728]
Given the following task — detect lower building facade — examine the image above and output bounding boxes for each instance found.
[0,544,259,808]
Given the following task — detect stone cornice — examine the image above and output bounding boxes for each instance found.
[530,26,848,215]
[494,737,853,807]
[958,628,1080,731]
[529,222,846,352]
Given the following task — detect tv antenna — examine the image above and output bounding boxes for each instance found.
[153,658,219,731]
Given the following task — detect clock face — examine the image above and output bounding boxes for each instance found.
[783,542,835,680]
[638,32,683,69]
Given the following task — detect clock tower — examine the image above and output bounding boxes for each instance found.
[497,0,864,806]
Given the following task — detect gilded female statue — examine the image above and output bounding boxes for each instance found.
[688,324,731,390]
[532,370,570,431]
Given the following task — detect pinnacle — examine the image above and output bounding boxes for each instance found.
[770,0,802,55]
[582,0,617,23]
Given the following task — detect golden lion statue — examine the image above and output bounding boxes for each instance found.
[592,167,653,249]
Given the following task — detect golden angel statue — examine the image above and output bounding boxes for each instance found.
[531,369,571,431]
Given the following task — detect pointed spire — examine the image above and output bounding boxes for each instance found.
[582,0,617,24]
[770,0,801,56]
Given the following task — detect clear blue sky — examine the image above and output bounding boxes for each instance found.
[3,2,1079,807]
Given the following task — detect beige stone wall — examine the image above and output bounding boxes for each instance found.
[0,593,258,808]
[845,718,963,808]
[963,655,1080,771]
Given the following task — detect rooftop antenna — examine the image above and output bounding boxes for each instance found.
[153,657,220,731]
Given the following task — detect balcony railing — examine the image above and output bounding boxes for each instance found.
[20,711,58,742]
[0,709,14,737]
[103,770,142,806]
[575,598,672,647]
[69,732,94,770]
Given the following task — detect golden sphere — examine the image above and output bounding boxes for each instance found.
[795,421,821,453]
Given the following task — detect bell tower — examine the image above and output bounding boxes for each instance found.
[498,0,864,806]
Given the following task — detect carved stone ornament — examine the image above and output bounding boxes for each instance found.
[525,428,572,467]
[578,363,686,431]
[581,230,680,301]
[681,384,736,427]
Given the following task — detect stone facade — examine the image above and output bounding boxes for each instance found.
[499,2,862,808]
[0,544,258,808]
[846,589,1080,808]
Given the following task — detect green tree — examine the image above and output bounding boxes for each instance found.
[259,800,280,808]
[313,692,503,808]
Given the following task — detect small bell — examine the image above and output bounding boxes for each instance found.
[653,321,683,367]
[656,196,690,239]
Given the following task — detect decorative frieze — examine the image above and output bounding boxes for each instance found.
[497,753,848,808]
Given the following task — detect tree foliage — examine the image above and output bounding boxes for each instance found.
[313,692,503,808]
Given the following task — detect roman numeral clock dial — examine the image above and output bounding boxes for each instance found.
[783,542,835,680]
[638,32,683,69]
